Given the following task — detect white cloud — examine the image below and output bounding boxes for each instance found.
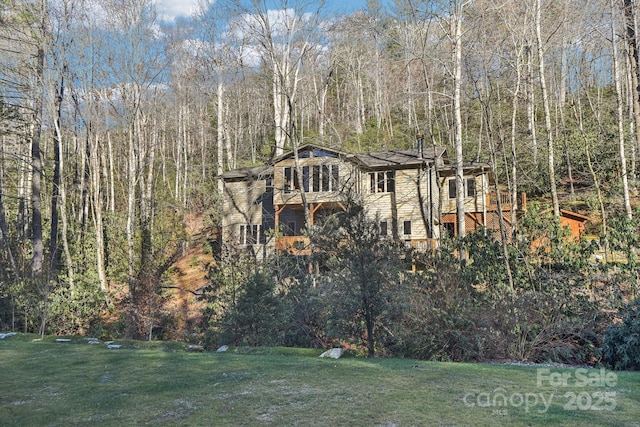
[155,0,200,21]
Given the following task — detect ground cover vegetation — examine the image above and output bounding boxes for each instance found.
[1,334,639,426]
[1,0,640,371]
[204,199,638,367]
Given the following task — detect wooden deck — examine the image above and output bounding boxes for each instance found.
[275,236,312,256]
[406,239,437,251]
[486,191,526,211]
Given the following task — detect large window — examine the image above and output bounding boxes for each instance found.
[284,167,299,193]
[448,179,456,199]
[238,224,262,245]
[369,170,395,193]
[300,164,339,193]
[448,177,476,199]
[466,177,476,197]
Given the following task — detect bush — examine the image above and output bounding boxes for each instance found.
[392,228,608,365]
[210,271,287,347]
[603,299,640,371]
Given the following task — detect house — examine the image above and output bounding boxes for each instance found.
[220,142,526,259]
[559,209,589,241]
[530,208,590,252]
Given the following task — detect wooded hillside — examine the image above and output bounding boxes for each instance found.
[1,0,639,363]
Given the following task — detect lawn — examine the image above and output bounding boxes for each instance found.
[0,333,638,426]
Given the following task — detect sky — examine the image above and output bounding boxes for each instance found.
[155,0,372,22]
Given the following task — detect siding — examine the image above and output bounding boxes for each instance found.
[362,168,438,240]
[222,179,268,246]
[273,157,353,206]
[439,175,490,214]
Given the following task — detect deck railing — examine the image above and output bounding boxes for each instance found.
[405,239,437,251]
[486,191,526,211]
[275,236,312,256]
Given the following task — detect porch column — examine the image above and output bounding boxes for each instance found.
[275,204,287,233]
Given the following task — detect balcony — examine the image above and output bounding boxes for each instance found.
[406,239,438,251]
[275,236,312,256]
[486,191,526,211]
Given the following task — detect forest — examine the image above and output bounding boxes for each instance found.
[1,0,640,368]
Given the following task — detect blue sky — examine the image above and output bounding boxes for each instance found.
[156,0,372,22]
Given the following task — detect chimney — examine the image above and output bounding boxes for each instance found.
[416,134,424,159]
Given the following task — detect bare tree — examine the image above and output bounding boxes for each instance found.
[226,0,325,157]
[612,0,633,218]
[534,0,560,217]
[623,0,640,174]
[451,0,466,241]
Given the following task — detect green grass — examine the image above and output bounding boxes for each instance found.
[1,334,639,426]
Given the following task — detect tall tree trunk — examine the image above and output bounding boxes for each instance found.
[476,70,514,290]
[273,61,288,156]
[623,0,640,178]
[52,83,75,289]
[31,46,45,278]
[559,35,575,196]
[49,80,62,277]
[526,44,538,165]
[535,0,560,217]
[579,91,609,259]
[107,131,115,214]
[181,106,188,209]
[0,138,18,278]
[452,0,466,247]
[509,50,523,232]
[217,83,225,194]
[175,105,183,203]
[90,133,107,291]
[356,63,365,136]
[127,121,137,334]
[613,1,633,218]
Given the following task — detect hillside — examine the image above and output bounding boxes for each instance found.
[164,213,216,340]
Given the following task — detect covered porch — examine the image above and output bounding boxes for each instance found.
[274,201,345,255]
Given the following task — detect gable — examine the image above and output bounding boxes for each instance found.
[299,147,339,159]
[273,144,344,163]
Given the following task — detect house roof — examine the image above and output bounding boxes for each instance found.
[560,209,589,223]
[220,165,273,181]
[220,144,454,180]
[539,208,590,223]
[350,146,447,169]
[273,144,346,163]
[438,161,492,176]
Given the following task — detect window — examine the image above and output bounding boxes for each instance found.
[296,163,339,193]
[312,165,320,192]
[239,224,262,245]
[466,177,476,197]
[249,225,260,244]
[302,166,310,192]
[322,164,330,191]
[403,220,412,236]
[369,171,395,193]
[331,164,339,190]
[449,177,476,199]
[448,179,456,199]
[284,167,299,192]
[380,221,388,236]
[239,225,246,244]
